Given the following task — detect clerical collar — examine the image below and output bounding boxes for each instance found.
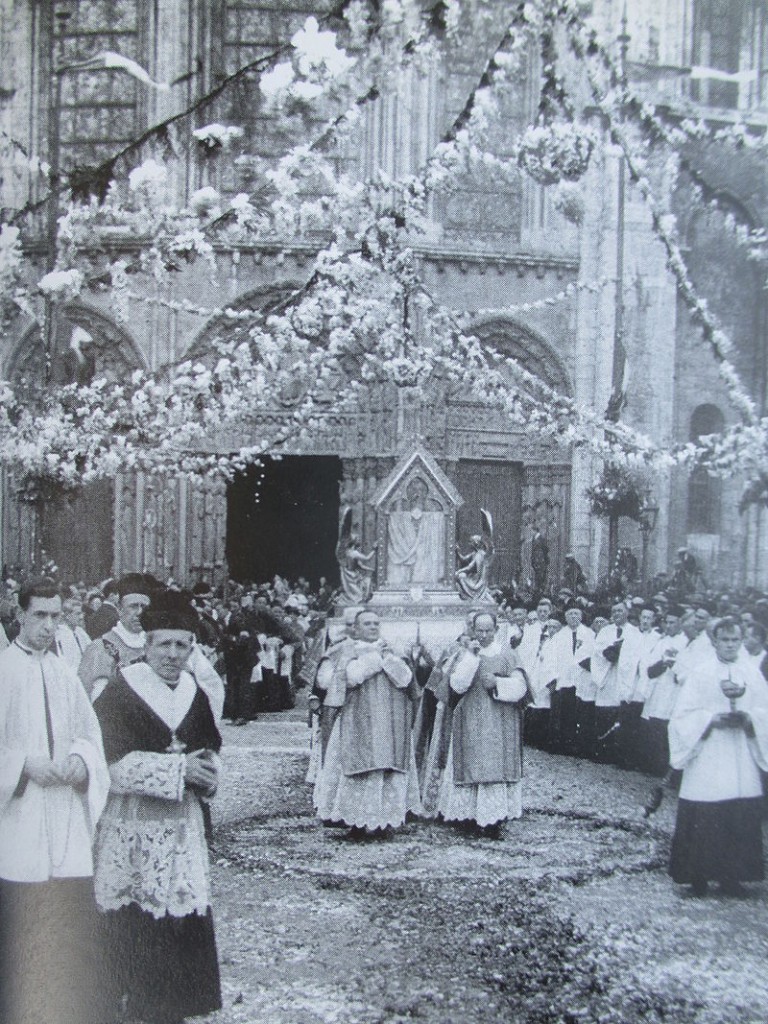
[113,622,146,649]
[13,638,48,659]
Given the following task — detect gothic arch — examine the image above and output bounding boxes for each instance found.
[466,316,572,397]
[687,403,725,535]
[684,191,765,405]
[685,189,761,242]
[7,301,147,387]
[184,282,303,364]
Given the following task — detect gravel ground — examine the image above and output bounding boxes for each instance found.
[196,705,768,1024]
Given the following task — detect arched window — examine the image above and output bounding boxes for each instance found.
[687,404,725,534]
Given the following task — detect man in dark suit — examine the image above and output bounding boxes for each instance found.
[743,622,768,681]
[84,579,120,639]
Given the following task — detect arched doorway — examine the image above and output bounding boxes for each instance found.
[226,456,342,585]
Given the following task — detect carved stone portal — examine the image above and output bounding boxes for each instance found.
[370,446,464,608]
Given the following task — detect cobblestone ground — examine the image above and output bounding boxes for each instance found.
[199,702,768,1024]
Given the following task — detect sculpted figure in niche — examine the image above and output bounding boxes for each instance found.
[455,509,495,602]
[386,477,444,586]
[336,508,377,605]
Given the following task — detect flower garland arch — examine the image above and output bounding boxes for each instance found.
[0,0,766,505]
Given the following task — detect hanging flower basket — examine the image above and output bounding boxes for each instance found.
[518,123,595,187]
[586,464,645,521]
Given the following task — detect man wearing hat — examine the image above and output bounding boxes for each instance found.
[92,589,222,1023]
[80,574,225,722]
[78,573,155,699]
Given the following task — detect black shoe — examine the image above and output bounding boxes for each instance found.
[643,786,664,818]
[719,880,747,897]
[483,823,505,840]
[344,826,370,841]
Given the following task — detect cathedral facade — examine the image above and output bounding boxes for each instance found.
[1,0,767,591]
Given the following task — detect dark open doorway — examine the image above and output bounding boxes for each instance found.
[226,456,342,585]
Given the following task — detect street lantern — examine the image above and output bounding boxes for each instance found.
[638,500,659,592]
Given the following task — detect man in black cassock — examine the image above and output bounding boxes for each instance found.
[93,589,222,1024]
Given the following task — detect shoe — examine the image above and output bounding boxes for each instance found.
[643,786,664,818]
[233,717,248,726]
[719,880,747,897]
[689,879,708,897]
[483,823,505,840]
[344,826,370,841]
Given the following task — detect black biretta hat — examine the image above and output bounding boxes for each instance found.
[140,589,199,634]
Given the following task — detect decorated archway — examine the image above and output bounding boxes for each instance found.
[3,305,145,581]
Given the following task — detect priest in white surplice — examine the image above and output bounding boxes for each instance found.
[668,617,768,897]
[0,577,110,1024]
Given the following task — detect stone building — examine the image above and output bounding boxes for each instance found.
[1,0,767,591]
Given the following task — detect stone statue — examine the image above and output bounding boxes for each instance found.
[336,507,377,605]
[455,509,494,602]
[386,477,445,586]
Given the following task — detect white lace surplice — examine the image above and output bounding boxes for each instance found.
[313,718,421,829]
[436,736,522,827]
[94,665,214,919]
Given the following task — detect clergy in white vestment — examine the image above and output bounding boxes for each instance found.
[668,617,768,897]
[0,577,110,1024]
[54,594,91,672]
[93,589,223,1023]
[436,611,531,838]
[639,605,688,776]
[540,603,594,756]
[591,601,640,763]
[617,605,661,771]
[78,572,155,697]
[518,598,554,751]
[313,609,421,836]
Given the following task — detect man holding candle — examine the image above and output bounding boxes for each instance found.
[668,617,768,897]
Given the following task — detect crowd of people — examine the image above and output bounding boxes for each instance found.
[1,559,768,1022]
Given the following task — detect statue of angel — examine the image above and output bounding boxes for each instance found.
[336,507,378,605]
[455,509,494,602]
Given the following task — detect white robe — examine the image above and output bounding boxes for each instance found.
[669,651,768,802]
[55,622,90,672]
[591,622,641,707]
[539,624,595,696]
[640,632,688,721]
[0,642,109,882]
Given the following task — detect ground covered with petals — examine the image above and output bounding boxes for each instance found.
[199,712,768,1024]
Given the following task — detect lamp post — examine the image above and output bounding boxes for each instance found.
[638,500,659,594]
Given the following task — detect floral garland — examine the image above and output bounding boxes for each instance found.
[2,0,767,499]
